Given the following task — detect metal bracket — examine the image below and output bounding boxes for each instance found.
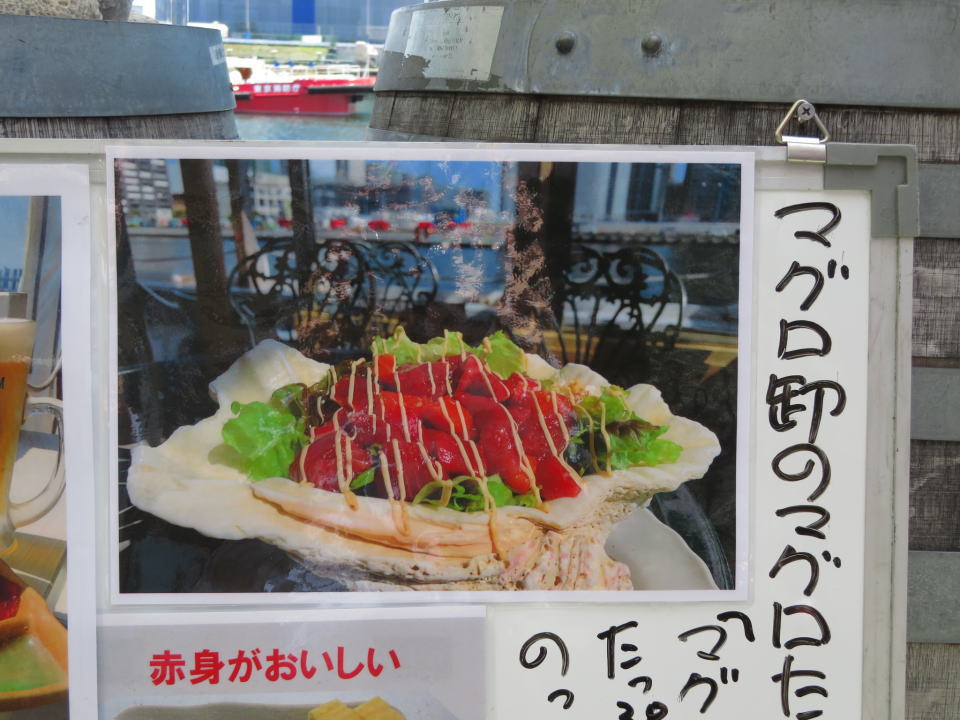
[824,144,919,238]
[775,100,830,163]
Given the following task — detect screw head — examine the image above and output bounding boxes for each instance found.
[641,33,663,56]
[555,32,576,54]
[796,101,816,122]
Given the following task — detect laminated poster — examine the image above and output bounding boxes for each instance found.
[0,163,93,720]
[55,142,872,719]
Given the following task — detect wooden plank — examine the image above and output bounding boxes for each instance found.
[906,643,960,720]
[913,236,960,360]
[373,93,960,162]
[534,96,680,144]
[447,93,541,142]
[0,111,238,140]
[368,91,395,131]
[910,440,960,552]
[911,368,960,441]
[907,550,960,642]
[381,93,456,140]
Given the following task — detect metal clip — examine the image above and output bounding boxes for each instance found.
[775,99,830,163]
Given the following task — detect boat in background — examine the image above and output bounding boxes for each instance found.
[229,57,376,117]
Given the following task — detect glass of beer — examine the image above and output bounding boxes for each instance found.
[0,294,64,554]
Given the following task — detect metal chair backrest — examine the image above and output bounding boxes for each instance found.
[550,242,685,386]
[227,236,439,360]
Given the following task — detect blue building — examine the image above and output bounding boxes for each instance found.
[182,0,411,41]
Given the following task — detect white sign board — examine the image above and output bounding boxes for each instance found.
[0,141,903,720]
[491,190,870,719]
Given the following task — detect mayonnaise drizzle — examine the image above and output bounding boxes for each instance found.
[450,432,478,477]
[499,405,538,489]
[392,372,413,442]
[437,397,459,436]
[474,476,506,558]
[532,398,582,488]
[347,359,361,408]
[332,412,358,509]
[378,449,409,535]
[467,439,487,477]
[442,360,454,395]
[364,364,375,412]
[550,391,571,444]
[391,438,407,502]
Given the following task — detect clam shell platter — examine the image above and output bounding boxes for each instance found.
[119,335,734,596]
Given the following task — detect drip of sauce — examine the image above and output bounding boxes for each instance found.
[393,372,413,442]
[450,432,479,478]
[442,360,454,395]
[347,359,361,408]
[474,475,507,558]
[532,396,582,488]
[331,413,359,509]
[378,449,408,535]
[466,439,487,477]
[391,439,408,503]
[371,345,383,395]
[437,397,459,436]
[298,425,312,486]
[550,391,571,445]
[364,363,375,413]
[497,405,541,502]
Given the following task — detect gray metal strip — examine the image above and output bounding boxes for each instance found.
[0,15,235,117]
[908,550,960,643]
[911,367,960,442]
[824,144,919,239]
[920,165,960,240]
[378,0,960,109]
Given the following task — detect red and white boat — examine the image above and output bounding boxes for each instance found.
[229,58,376,116]
[232,76,376,116]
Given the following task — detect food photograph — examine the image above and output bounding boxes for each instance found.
[0,194,68,714]
[113,151,746,596]
[114,696,413,720]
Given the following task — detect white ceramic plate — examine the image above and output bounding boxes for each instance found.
[605,508,718,591]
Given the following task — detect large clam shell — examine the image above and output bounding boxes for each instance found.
[127,340,721,590]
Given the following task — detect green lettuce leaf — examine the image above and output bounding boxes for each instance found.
[603,423,682,469]
[472,330,526,379]
[578,384,633,424]
[222,401,307,481]
[411,474,535,512]
[422,329,471,361]
[371,327,423,365]
[370,329,525,379]
[349,467,376,490]
[270,383,307,417]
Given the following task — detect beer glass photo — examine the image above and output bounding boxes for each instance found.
[0,311,64,554]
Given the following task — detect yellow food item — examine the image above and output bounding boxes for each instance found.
[307,700,362,720]
[354,697,405,720]
[306,698,404,720]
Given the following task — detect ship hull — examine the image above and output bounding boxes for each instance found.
[232,78,375,117]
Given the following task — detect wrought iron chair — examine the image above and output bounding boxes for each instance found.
[227,237,439,361]
[548,243,686,387]
[363,240,440,340]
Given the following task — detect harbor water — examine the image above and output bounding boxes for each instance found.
[235,108,372,141]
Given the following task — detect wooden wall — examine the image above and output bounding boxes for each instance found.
[372,91,960,718]
[908,237,960,719]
